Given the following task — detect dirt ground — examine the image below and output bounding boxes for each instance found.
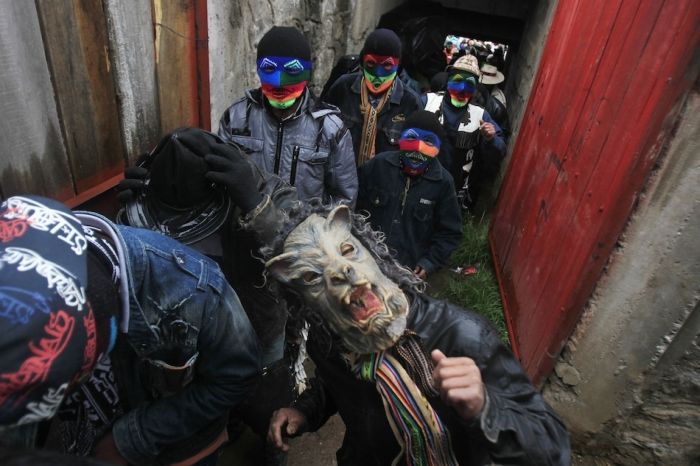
[219,414,344,465]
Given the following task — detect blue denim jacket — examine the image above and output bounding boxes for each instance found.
[77,213,261,464]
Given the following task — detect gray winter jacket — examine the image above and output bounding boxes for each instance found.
[218,88,358,206]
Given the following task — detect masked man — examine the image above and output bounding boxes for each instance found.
[218,26,357,206]
[324,28,422,165]
[425,54,506,212]
[0,195,259,465]
[198,145,571,465]
[357,110,462,279]
[115,128,298,466]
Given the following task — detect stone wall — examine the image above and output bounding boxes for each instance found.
[207,0,402,129]
[543,86,700,465]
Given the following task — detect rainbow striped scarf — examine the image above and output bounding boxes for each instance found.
[353,335,459,466]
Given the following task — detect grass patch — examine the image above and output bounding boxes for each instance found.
[430,213,509,343]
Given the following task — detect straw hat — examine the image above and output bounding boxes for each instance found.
[480,63,505,85]
[446,54,481,77]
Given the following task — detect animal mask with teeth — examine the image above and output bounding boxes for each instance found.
[265,205,413,354]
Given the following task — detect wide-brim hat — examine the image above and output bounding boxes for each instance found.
[480,63,505,85]
[446,54,481,77]
[116,128,231,245]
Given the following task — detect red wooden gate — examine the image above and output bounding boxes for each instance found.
[490,0,700,384]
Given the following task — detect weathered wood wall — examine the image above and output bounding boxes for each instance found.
[0,0,208,207]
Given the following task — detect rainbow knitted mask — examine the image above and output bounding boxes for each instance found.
[398,128,440,176]
[257,56,312,109]
[362,54,399,94]
[447,73,477,107]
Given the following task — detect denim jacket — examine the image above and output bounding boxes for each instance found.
[76,213,261,465]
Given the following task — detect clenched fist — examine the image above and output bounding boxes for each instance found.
[267,407,308,452]
[479,119,496,141]
[431,349,485,421]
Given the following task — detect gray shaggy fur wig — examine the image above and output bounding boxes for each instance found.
[259,199,423,346]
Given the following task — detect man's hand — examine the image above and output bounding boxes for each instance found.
[115,166,149,204]
[431,349,485,421]
[479,119,496,141]
[413,266,428,280]
[267,407,308,452]
[93,431,128,465]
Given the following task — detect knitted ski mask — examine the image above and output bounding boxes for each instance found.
[398,111,443,177]
[360,29,401,95]
[257,26,312,109]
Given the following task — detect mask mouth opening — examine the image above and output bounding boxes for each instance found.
[343,283,384,323]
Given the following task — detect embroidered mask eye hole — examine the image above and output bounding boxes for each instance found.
[363,59,378,70]
[403,129,419,140]
[302,271,322,284]
[380,59,396,71]
[259,58,277,73]
[340,242,355,257]
[283,59,304,75]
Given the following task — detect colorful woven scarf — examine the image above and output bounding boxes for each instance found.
[352,334,459,466]
[357,80,393,165]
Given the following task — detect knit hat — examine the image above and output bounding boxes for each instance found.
[446,54,481,77]
[0,196,98,426]
[116,128,232,245]
[361,28,401,59]
[257,26,311,61]
[402,110,445,143]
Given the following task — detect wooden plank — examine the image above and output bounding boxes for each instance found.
[36,0,125,194]
[103,0,161,164]
[154,0,199,133]
[0,2,73,200]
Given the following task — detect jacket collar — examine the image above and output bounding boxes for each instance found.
[350,72,405,106]
[384,151,444,181]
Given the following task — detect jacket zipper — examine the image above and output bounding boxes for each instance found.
[289,146,300,186]
[273,122,284,175]
[401,177,411,215]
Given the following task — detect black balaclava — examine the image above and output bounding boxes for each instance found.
[256,26,311,61]
[360,28,401,59]
[402,110,446,141]
[148,131,215,208]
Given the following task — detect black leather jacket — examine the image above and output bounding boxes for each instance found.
[294,292,571,466]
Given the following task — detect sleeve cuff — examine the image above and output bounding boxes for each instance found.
[478,386,500,443]
[112,409,157,465]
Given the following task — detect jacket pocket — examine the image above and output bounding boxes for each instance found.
[232,135,264,154]
[412,203,434,239]
[295,146,329,187]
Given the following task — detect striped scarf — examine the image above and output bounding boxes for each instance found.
[352,334,459,466]
[357,80,393,165]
